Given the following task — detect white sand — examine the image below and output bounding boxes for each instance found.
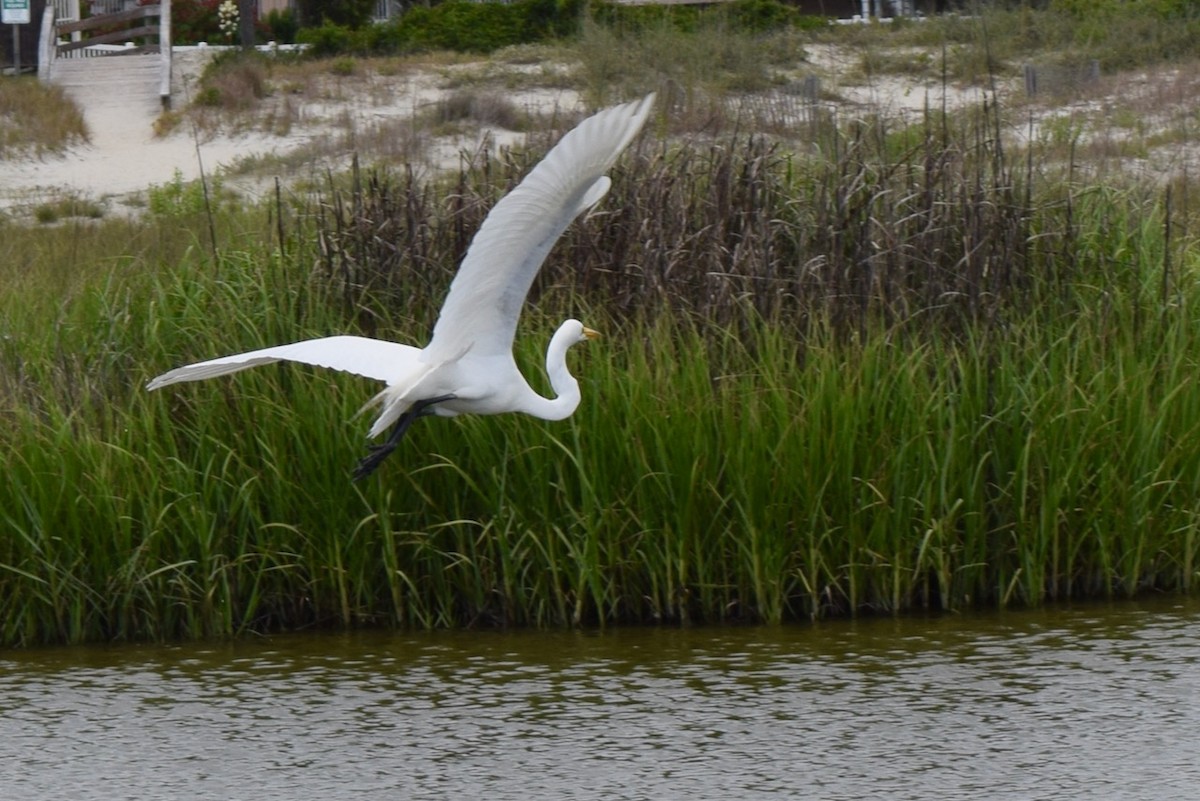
[0,48,584,215]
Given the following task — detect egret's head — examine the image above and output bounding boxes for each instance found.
[561,318,600,345]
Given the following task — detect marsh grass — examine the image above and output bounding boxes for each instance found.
[7,8,1200,644]
[4,101,1200,644]
[5,253,1200,641]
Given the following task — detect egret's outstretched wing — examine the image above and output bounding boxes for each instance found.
[146,336,422,390]
[423,93,655,362]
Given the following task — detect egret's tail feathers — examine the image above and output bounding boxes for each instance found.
[359,344,472,438]
[357,387,412,440]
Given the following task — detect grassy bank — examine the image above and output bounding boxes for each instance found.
[4,101,1200,645]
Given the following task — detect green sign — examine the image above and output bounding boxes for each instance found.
[2,0,31,26]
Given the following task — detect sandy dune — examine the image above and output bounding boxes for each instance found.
[5,44,1197,218]
[0,48,583,215]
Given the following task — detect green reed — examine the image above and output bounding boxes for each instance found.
[3,129,1200,645]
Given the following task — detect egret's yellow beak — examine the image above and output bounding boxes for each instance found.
[582,327,601,341]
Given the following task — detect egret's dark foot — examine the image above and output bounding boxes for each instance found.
[353,414,415,481]
[351,394,456,481]
[353,443,398,481]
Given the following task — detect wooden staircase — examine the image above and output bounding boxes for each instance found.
[38,1,173,110]
[49,54,166,120]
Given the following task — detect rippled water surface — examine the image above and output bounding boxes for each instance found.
[3,599,1199,800]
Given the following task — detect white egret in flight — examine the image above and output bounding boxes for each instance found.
[148,93,655,480]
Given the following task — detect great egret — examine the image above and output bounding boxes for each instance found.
[148,93,655,480]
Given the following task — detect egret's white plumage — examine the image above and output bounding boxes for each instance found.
[147,93,655,479]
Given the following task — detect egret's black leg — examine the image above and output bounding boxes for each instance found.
[353,410,418,481]
[352,394,456,481]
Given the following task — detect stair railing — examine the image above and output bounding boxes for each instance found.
[38,1,173,108]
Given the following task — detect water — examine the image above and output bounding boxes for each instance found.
[2,599,1198,800]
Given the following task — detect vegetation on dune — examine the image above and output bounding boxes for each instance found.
[0,78,88,157]
[174,0,1200,172]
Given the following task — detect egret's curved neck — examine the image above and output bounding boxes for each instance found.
[515,321,584,421]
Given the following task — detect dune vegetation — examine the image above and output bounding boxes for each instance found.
[0,78,88,157]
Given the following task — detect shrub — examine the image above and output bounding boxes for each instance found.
[193,50,270,111]
[727,0,799,33]
[146,169,220,216]
[407,1,528,53]
[588,0,813,36]
[296,0,376,29]
[367,0,567,55]
[296,22,362,57]
[299,0,806,58]
[164,0,272,45]
[523,0,586,39]
[167,0,224,45]
[1045,0,1200,67]
[264,8,299,43]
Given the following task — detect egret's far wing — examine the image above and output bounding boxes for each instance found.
[146,336,421,390]
[423,93,655,361]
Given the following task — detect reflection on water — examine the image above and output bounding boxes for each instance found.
[2,599,1199,800]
